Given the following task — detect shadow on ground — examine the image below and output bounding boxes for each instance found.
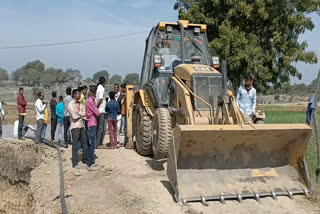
[146,159,166,171]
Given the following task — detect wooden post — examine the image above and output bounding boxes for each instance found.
[313,70,320,183]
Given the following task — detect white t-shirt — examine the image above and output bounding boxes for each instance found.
[35,98,46,120]
[96,84,106,113]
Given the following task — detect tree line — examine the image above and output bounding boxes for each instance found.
[174,0,319,93]
[0,60,140,88]
[264,79,319,96]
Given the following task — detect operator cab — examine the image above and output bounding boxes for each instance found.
[139,20,220,108]
[154,21,212,72]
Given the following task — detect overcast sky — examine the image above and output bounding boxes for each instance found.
[0,0,319,84]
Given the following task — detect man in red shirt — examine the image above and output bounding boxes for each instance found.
[86,85,100,170]
[17,87,27,140]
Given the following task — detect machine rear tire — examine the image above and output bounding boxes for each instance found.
[135,101,153,156]
[152,108,172,159]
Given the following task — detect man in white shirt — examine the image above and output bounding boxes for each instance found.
[236,74,257,118]
[96,76,107,149]
[35,92,48,144]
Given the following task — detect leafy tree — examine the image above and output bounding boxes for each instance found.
[123,73,139,85]
[109,74,122,85]
[11,60,46,86]
[84,78,93,84]
[66,68,82,82]
[57,70,70,85]
[42,73,56,88]
[281,82,293,94]
[24,68,42,86]
[93,70,110,84]
[174,0,319,92]
[0,68,9,83]
[11,68,23,82]
[293,83,309,95]
[46,67,66,85]
[24,60,45,73]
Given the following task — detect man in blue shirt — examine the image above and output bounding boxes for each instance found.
[236,74,256,118]
[106,91,120,149]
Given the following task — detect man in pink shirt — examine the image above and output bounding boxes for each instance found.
[86,85,100,171]
[68,88,88,169]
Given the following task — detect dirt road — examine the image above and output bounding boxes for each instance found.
[28,141,320,214]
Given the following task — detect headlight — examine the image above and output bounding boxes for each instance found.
[212,56,220,65]
[154,55,161,64]
[212,56,220,69]
[154,55,162,67]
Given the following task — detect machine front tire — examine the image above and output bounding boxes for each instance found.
[152,108,172,159]
[135,101,153,156]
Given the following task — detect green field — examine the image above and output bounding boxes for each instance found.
[261,105,318,179]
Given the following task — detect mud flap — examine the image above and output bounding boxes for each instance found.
[167,124,312,204]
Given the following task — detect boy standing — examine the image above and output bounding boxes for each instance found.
[106,91,120,149]
[86,85,100,170]
[56,96,64,144]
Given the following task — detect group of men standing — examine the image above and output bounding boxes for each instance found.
[95,77,127,149]
[15,77,128,171]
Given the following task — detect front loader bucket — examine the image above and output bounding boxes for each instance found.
[167,124,312,204]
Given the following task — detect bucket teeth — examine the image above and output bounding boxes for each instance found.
[287,190,294,200]
[271,191,277,200]
[303,189,310,197]
[253,192,261,203]
[200,196,208,206]
[182,199,188,206]
[219,195,226,204]
[236,194,243,203]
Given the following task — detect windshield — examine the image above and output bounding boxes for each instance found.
[157,35,208,71]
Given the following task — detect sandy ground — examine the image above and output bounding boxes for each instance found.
[23,139,319,214]
[1,125,320,214]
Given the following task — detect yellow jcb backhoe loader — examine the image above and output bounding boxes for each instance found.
[125,20,312,205]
